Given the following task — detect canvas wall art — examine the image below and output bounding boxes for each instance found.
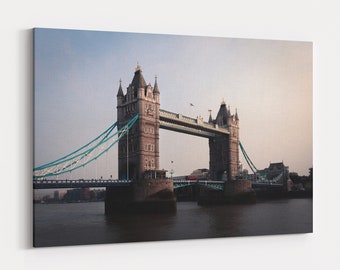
[33,28,312,247]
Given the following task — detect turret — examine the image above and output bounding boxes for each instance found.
[117,79,124,108]
[235,108,239,121]
[117,79,124,96]
[117,78,124,96]
[208,109,213,124]
[153,76,159,94]
[153,76,160,103]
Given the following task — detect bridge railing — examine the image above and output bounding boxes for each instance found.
[33,179,133,189]
[172,179,225,191]
[34,179,132,183]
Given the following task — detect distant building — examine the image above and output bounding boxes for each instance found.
[258,162,290,184]
[64,188,91,202]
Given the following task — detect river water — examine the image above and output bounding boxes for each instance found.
[33,199,312,247]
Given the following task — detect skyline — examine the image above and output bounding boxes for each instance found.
[34,28,312,179]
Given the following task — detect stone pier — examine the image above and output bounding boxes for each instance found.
[198,180,256,205]
[105,178,176,215]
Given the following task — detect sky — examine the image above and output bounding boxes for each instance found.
[34,28,312,179]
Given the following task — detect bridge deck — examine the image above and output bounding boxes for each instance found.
[33,178,226,189]
[33,179,132,189]
[33,178,283,190]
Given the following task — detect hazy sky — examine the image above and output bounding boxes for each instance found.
[34,28,312,179]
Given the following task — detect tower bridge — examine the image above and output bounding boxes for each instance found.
[34,65,283,213]
[116,65,240,183]
[112,65,244,213]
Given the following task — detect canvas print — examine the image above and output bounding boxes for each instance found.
[33,28,313,247]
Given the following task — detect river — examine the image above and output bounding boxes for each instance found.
[33,198,312,247]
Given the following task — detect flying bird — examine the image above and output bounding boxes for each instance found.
[190,103,194,106]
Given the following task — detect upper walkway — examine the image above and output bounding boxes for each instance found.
[159,109,229,138]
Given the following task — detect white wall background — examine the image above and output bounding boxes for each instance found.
[1,0,339,269]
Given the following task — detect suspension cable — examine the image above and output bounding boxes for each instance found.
[34,114,139,179]
[34,121,118,170]
[239,142,272,182]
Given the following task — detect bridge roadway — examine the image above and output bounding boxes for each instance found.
[172,179,225,190]
[33,178,225,190]
[33,179,132,189]
[252,182,283,188]
[159,109,229,138]
[33,178,282,190]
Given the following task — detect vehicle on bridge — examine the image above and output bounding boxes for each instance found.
[185,175,198,180]
[187,168,209,180]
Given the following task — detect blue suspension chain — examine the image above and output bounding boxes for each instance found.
[239,142,258,174]
[34,121,118,170]
[34,114,139,178]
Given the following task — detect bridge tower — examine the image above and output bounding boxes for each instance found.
[117,65,161,181]
[209,100,240,181]
[106,65,175,215]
